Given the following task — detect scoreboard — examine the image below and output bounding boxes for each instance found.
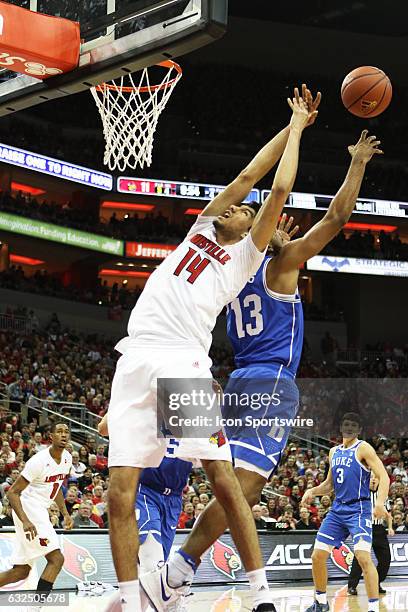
[117,177,259,204]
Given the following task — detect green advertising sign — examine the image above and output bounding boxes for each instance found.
[0,212,124,256]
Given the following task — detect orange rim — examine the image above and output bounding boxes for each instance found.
[95,60,182,94]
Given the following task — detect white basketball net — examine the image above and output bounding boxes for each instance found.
[91,61,182,172]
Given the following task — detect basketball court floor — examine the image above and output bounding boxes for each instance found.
[20,582,407,611]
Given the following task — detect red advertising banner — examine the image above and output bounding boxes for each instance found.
[126,242,177,259]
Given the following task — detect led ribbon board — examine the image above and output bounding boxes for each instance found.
[118,177,259,203]
[307,255,408,277]
[261,190,408,219]
[0,212,123,255]
[0,143,113,191]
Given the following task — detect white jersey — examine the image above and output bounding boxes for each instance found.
[119,215,265,353]
[20,447,72,510]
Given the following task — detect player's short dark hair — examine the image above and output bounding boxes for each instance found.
[341,412,362,427]
[245,201,261,216]
[50,421,70,433]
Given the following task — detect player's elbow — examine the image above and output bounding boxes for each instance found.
[237,168,257,189]
[326,210,349,229]
[269,184,287,200]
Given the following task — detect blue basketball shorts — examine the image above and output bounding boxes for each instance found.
[315,501,373,550]
[136,484,183,561]
[222,363,299,479]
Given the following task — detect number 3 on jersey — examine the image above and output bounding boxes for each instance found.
[229,294,264,338]
[174,247,211,284]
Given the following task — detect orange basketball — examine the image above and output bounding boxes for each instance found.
[341,66,392,118]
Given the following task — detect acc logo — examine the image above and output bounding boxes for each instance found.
[331,543,354,574]
[211,587,242,612]
[361,99,378,114]
[0,52,63,76]
[210,540,242,579]
[61,536,97,581]
[209,430,226,447]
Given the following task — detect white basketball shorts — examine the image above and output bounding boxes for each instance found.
[108,343,232,468]
[12,501,60,567]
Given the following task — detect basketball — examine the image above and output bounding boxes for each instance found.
[341,66,392,118]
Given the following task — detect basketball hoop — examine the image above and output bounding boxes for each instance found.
[91,60,182,172]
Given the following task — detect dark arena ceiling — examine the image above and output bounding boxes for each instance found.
[230,1,408,37]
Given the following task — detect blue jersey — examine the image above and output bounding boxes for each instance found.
[139,440,192,496]
[331,440,371,505]
[226,257,304,375]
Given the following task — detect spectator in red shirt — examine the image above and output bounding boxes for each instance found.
[10,431,24,453]
[95,445,108,474]
[178,502,194,528]
[92,484,104,506]
[312,507,327,529]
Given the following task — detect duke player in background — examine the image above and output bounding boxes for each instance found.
[136,442,192,612]
[0,423,73,598]
[175,129,383,604]
[98,415,191,611]
[301,413,389,612]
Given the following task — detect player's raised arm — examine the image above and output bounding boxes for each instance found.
[276,130,383,268]
[358,442,390,521]
[249,95,311,251]
[7,475,37,540]
[201,85,320,218]
[200,126,290,217]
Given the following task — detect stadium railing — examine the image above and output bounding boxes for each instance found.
[0,313,32,334]
[22,399,106,448]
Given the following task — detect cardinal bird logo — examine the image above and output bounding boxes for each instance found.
[322,257,350,272]
[331,542,354,574]
[61,536,97,581]
[39,538,49,547]
[211,587,242,612]
[210,540,242,579]
[209,430,226,447]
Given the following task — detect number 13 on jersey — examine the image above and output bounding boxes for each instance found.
[228,294,264,338]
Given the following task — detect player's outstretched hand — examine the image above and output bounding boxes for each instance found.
[300,83,321,128]
[287,93,309,132]
[277,213,300,242]
[348,130,384,163]
[373,503,388,522]
[23,520,37,541]
[63,515,74,530]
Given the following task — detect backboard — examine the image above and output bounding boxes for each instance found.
[0,0,227,115]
